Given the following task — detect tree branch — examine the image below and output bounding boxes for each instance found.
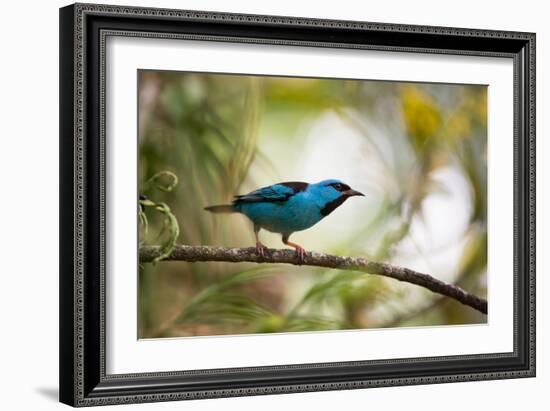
[140,245,487,315]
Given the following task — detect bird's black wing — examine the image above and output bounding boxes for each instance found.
[234,181,308,204]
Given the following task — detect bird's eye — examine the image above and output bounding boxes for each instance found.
[330,183,351,192]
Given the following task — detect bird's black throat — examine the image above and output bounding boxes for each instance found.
[320,195,349,216]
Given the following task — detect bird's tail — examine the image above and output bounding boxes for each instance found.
[204,204,236,213]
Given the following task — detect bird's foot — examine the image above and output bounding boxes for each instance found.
[293,245,306,264]
[282,237,307,264]
[255,241,268,258]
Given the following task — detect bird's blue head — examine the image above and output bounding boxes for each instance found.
[309,179,365,216]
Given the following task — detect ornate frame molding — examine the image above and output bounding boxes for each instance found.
[60,3,535,407]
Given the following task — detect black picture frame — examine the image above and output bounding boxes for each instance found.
[59,3,536,407]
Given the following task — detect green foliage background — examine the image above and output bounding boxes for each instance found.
[138,70,488,338]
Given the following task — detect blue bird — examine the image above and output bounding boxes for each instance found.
[205,179,364,260]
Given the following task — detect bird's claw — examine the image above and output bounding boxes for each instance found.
[294,246,306,264]
[255,242,268,258]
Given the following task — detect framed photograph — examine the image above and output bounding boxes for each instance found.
[59,3,535,407]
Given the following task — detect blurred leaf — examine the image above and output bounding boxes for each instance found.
[285,315,346,332]
[401,85,443,160]
[172,268,276,327]
[291,271,364,313]
[254,314,287,333]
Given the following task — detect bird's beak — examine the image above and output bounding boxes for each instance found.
[344,189,365,197]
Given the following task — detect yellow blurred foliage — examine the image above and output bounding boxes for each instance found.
[401,85,442,151]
